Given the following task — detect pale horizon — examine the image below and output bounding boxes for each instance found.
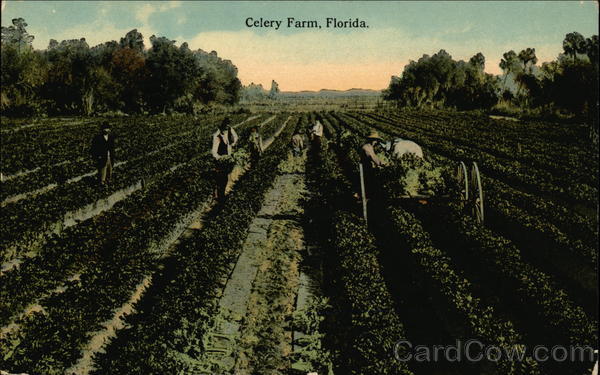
[2,1,598,91]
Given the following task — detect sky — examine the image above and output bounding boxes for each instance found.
[1,1,598,91]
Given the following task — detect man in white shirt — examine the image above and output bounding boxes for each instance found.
[383,138,424,159]
[311,120,323,137]
[310,120,324,148]
[211,118,239,159]
[211,117,236,201]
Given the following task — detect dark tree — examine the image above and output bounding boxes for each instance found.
[563,32,587,61]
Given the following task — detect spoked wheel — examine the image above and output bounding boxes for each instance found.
[470,162,484,224]
[456,161,469,201]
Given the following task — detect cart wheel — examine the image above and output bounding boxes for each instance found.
[456,161,469,201]
[470,162,484,224]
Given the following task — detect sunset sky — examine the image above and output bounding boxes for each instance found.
[1,1,598,91]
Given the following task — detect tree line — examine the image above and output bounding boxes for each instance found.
[241,80,280,102]
[383,32,599,121]
[1,18,242,116]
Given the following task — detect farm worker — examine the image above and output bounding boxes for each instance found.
[384,138,424,159]
[310,120,324,148]
[360,130,385,169]
[359,130,385,200]
[248,126,263,162]
[291,131,305,156]
[90,121,116,186]
[211,117,236,202]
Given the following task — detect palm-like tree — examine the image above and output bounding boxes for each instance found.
[563,32,586,61]
[0,18,34,53]
[518,48,537,73]
[499,50,518,88]
[585,35,599,65]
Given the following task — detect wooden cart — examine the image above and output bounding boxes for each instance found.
[359,161,484,224]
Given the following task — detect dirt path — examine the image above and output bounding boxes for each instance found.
[262,116,292,149]
[489,114,519,122]
[193,151,331,375]
[196,154,306,374]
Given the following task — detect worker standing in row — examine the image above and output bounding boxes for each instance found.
[211,117,238,202]
[310,119,323,148]
[383,137,424,159]
[359,130,385,200]
[90,121,116,186]
[291,131,305,157]
[248,126,263,163]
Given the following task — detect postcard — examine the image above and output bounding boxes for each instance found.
[0,1,598,374]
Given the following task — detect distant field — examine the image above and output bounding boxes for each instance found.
[240,95,384,111]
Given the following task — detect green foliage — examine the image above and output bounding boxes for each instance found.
[382,32,598,126]
[0,18,34,51]
[384,207,541,374]
[0,44,47,115]
[87,116,295,374]
[327,110,597,373]
[383,50,499,110]
[0,18,243,116]
[0,114,260,262]
[305,137,413,375]
[330,212,414,375]
[563,32,587,61]
[351,111,598,207]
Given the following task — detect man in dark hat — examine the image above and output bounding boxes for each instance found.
[359,129,385,201]
[211,117,237,201]
[90,121,116,186]
[360,130,385,169]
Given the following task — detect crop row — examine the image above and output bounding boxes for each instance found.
[393,109,594,157]
[0,113,267,328]
[0,115,268,263]
[385,205,540,374]
[0,149,220,373]
[325,119,540,373]
[387,111,599,190]
[381,110,597,183]
[0,153,215,326]
[0,114,297,374]
[0,113,260,201]
[429,202,597,349]
[356,112,598,206]
[484,186,597,278]
[335,113,597,267]
[1,116,99,136]
[1,114,206,175]
[481,174,597,251]
[0,136,199,261]
[327,114,596,352]
[88,116,296,374]
[416,150,597,299]
[305,135,412,375]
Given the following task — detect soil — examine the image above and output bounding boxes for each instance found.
[195,152,329,375]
